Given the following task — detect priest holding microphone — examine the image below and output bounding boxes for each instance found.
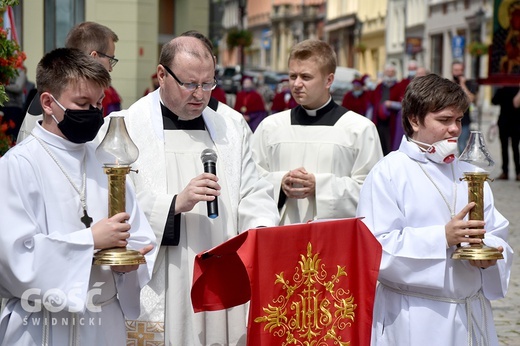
[101,33,280,345]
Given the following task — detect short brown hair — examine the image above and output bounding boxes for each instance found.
[288,39,337,75]
[402,74,469,137]
[65,22,118,55]
[36,48,111,98]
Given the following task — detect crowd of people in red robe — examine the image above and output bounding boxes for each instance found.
[342,61,428,155]
[209,62,428,148]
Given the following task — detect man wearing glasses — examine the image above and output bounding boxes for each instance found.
[17,21,120,142]
[96,51,119,71]
[106,34,280,345]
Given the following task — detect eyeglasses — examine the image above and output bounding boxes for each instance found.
[161,64,217,92]
[97,52,119,68]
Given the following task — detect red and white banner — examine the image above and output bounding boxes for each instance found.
[192,218,382,346]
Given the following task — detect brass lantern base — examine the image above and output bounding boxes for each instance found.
[451,242,504,260]
[93,247,146,266]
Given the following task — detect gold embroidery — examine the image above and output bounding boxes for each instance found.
[126,320,165,346]
[254,242,356,345]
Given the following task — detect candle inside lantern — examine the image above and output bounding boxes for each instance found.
[96,115,139,168]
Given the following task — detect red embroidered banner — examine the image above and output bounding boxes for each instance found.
[191,218,382,346]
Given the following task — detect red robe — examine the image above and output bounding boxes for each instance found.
[234,90,266,114]
[369,82,401,124]
[394,77,412,101]
[369,82,401,154]
[102,85,122,117]
[341,90,371,116]
[391,77,412,150]
[234,90,267,131]
[211,86,227,105]
[270,90,297,114]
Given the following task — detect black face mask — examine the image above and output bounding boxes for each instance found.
[51,96,104,143]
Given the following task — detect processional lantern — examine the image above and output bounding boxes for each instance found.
[94,115,146,265]
[452,131,503,260]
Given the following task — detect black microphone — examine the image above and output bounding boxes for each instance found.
[200,149,219,219]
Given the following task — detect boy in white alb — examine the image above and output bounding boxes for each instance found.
[0,48,156,346]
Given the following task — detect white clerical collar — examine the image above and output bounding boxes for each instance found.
[302,96,332,116]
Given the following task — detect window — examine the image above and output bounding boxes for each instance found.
[44,0,85,53]
[431,33,444,75]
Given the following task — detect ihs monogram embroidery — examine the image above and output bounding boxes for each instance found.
[254,242,356,345]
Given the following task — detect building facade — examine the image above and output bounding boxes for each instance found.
[14,0,212,109]
[357,0,388,80]
[10,0,494,107]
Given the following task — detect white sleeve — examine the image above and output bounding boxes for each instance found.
[0,154,94,309]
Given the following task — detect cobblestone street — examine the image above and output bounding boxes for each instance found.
[479,110,520,345]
